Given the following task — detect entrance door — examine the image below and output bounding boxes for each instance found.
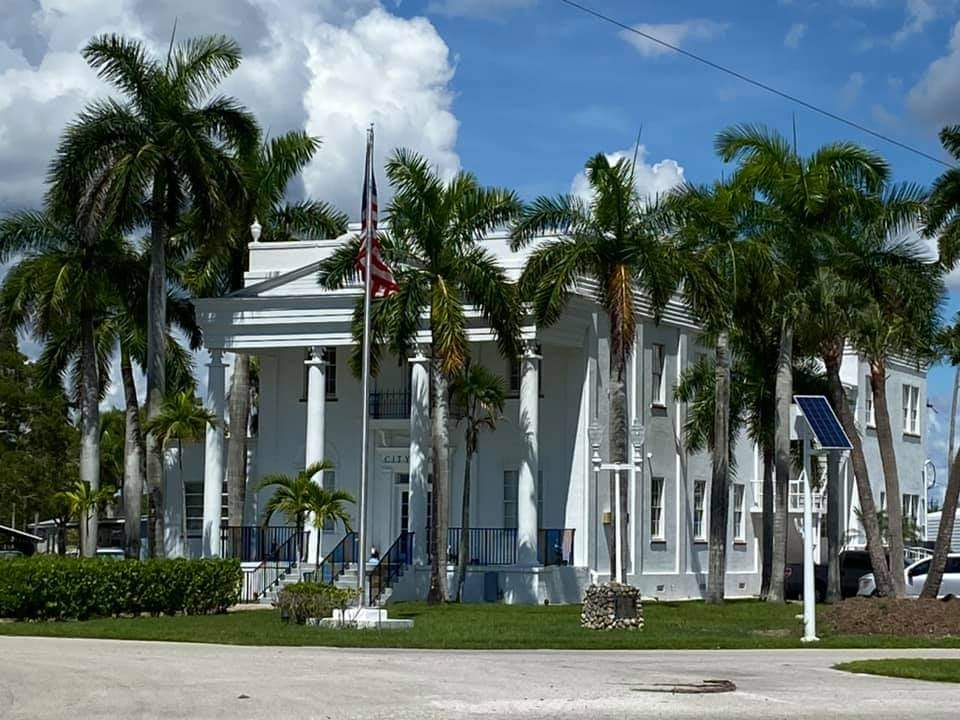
[392,473,432,545]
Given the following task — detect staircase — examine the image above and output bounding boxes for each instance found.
[257,561,363,605]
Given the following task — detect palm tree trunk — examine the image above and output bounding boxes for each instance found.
[949,366,959,468]
[79,311,100,558]
[226,353,251,527]
[826,450,841,603]
[869,359,906,598]
[760,442,775,598]
[120,345,146,560]
[608,338,629,583]
[706,330,730,604]
[921,435,960,597]
[768,320,792,602]
[145,178,168,558]
[455,446,474,602]
[823,351,892,596]
[427,357,450,603]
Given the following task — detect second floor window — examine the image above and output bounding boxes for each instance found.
[902,384,920,435]
[651,343,666,406]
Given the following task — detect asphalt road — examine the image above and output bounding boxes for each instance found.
[2,637,959,719]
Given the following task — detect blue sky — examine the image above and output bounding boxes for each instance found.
[1,0,958,494]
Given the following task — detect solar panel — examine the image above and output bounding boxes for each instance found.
[794,395,852,450]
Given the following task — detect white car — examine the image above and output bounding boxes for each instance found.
[857,554,960,597]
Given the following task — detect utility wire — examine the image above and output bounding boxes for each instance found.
[558,0,951,168]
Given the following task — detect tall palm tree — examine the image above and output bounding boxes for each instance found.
[50,33,258,557]
[924,318,960,598]
[258,461,336,562]
[667,178,770,603]
[716,125,891,601]
[920,126,960,599]
[184,130,348,527]
[512,153,677,582]
[319,149,523,603]
[450,362,506,602]
[55,480,116,556]
[0,209,131,556]
[144,390,217,552]
[304,483,355,573]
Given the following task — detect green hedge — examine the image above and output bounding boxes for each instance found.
[0,556,242,620]
[276,582,358,624]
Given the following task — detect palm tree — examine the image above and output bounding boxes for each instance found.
[184,130,347,527]
[716,124,891,601]
[144,390,217,552]
[304,483,355,573]
[920,126,960,599]
[667,178,770,603]
[258,461,336,562]
[0,209,132,556]
[49,33,258,557]
[923,318,960,598]
[450,363,506,602]
[319,149,523,603]
[512,153,677,583]
[55,480,116,556]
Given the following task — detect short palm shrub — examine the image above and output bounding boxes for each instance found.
[275,582,358,624]
[0,556,241,620]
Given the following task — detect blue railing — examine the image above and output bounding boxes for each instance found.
[237,531,303,603]
[448,528,517,565]
[367,531,413,605]
[305,531,358,584]
[220,525,304,563]
[369,390,411,419]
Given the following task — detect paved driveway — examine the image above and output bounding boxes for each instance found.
[2,636,959,719]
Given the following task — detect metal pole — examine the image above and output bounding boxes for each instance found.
[357,126,375,610]
[802,467,818,642]
[614,468,623,583]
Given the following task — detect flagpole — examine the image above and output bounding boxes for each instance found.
[357,125,375,611]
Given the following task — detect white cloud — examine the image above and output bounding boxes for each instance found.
[839,71,864,109]
[426,0,536,19]
[569,146,685,205]
[907,20,960,127]
[784,22,807,49]
[892,0,936,45]
[620,19,728,58]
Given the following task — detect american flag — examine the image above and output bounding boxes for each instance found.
[355,131,399,298]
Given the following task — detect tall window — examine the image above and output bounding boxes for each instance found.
[324,348,337,398]
[651,343,666,406]
[693,480,707,541]
[508,357,521,396]
[902,384,920,435]
[902,493,920,528]
[733,483,746,541]
[322,470,337,532]
[865,377,875,428]
[503,470,518,528]
[650,476,665,540]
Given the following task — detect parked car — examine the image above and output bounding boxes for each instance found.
[857,554,960,598]
[785,550,882,601]
[0,549,24,559]
[95,548,126,561]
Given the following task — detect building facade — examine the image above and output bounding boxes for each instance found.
[168,228,931,603]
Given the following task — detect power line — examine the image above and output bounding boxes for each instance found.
[557,0,951,169]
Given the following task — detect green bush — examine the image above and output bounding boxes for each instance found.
[276,582,358,624]
[0,556,242,620]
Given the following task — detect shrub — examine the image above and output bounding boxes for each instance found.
[0,556,242,620]
[276,582,358,624]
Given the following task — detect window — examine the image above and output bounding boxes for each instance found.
[651,343,666,406]
[880,491,886,511]
[185,479,227,539]
[693,480,707,541]
[324,348,337,399]
[865,377,876,428]
[503,470,518,528]
[902,384,920,435]
[650,476,665,540]
[733,483,746,541]
[508,357,521,396]
[908,559,931,579]
[322,471,337,532]
[902,493,920,527]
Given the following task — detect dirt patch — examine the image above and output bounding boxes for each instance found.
[824,597,960,637]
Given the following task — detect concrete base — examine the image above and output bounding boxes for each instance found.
[311,607,413,630]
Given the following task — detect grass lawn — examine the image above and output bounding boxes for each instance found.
[2,600,960,649]
[835,659,960,683]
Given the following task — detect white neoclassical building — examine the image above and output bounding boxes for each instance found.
[162,226,932,604]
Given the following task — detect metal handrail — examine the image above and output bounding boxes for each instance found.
[369,390,411,419]
[238,530,306,603]
[304,531,358,584]
[447,527,517,565]
[220,525,302,563]
[367,531,412,605]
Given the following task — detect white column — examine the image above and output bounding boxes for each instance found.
[517,343,541,565]
[409,349,430,566]
[305,346,327,563]
[202,348,227,558]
